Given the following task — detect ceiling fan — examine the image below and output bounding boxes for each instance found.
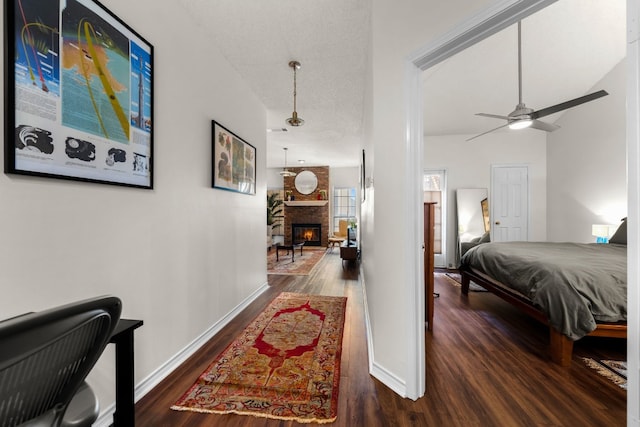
[467,21,608,141]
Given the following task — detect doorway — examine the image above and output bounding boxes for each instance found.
[406,0,559,399]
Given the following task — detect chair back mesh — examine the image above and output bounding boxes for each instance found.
[0,296,121,427]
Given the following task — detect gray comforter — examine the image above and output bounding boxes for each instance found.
[460,242,627,340]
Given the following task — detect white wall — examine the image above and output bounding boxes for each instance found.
[547,59,628,241]
[267,168,284,190]
[330,166,360,190]
[0,0,267,418]
[365,0,496,396]
[426,131,547,267]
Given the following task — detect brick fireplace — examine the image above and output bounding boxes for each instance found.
[283,166,330,247]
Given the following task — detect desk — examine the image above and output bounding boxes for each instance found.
[276,242,304,261]
[109,318,143,427]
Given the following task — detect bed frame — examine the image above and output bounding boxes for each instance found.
[460,266,627,367]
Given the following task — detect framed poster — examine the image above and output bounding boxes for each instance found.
[212,121,256,195]
[5,0,154,188]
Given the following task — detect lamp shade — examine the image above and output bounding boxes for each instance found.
[591,224,610,237]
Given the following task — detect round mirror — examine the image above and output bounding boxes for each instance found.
[294,170,318,195]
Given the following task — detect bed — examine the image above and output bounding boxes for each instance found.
[459,220,627,367]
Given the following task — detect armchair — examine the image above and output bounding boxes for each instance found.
[0,296,122,426]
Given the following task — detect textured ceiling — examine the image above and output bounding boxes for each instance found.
[177,0,371,168]
[177,0,625,168]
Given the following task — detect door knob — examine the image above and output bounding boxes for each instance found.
[495,221,501,225]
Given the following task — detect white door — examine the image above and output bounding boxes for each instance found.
[491,165,529,242]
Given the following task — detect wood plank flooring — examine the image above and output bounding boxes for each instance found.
[134,251,626,426]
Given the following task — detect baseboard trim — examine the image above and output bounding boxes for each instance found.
[95,281,270,427]
[370,361,407,398]
[360,265,408,398]
[360,265,375,373]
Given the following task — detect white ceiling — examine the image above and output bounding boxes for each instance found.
[177,0,625,168]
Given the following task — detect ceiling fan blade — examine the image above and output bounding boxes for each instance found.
[466,122,510,141]
[476,113,510,120]
[529,120,560,132]
[532,90,608,119]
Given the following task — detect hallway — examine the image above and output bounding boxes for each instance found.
[135,252,625,426]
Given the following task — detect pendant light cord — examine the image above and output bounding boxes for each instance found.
[292,66,298,112]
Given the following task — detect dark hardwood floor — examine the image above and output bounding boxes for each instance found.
[134,251,626,426]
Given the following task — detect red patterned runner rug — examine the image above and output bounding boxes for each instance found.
[171,292,347,423]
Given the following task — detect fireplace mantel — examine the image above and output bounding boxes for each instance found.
[284,200,328,207]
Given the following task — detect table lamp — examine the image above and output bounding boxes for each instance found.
[591,224,610,243]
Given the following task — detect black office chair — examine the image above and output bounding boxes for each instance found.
[0,296,122,427]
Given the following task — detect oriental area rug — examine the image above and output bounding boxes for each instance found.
[267,247,326,275]
[582,357,627,389]
[172,292,347,423]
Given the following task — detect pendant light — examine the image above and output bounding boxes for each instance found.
[279,147,296,177]
[285,61,304,126]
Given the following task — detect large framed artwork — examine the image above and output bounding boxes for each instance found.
[212,121,256,195]
[4,0,154,189]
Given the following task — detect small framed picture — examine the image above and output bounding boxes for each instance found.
[212,121,256,195]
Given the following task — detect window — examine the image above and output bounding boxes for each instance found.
[333,187,356,232]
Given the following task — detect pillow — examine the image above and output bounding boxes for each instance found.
[479,231,491,243]
[608,217,627,245]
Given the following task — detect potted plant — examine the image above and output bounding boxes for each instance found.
[267,192,284,242]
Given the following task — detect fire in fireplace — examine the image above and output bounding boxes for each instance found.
[292,223,322,246]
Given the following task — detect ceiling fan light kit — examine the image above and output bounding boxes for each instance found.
[468,21,608,141]
[508,119,532,130]
[286,61,304,127]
